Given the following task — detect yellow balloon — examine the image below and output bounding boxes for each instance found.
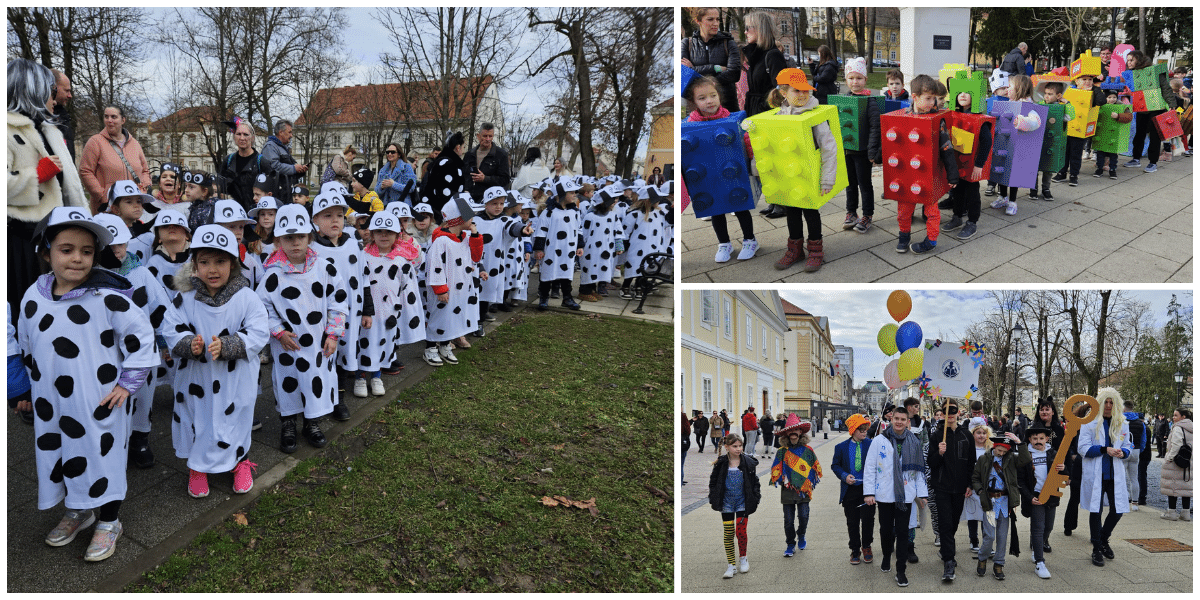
[877,323,899,356]
[898,348,924,380]
[887,290,912,322]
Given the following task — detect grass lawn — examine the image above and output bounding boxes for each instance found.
[128,312,674,592]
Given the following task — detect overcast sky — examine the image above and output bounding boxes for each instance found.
[779,289,1192,388]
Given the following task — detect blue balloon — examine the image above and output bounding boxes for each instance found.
[895,321,924,353]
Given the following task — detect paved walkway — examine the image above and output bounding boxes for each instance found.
[6,271,672,593]
[680,430,1193,593]
[681,156,1192,283]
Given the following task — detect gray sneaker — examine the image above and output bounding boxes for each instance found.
[943,216,964,232]
[957,221,978,239]
[46,509,96,546]
[1122,159,1141,168]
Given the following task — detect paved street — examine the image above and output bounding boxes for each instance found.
[680,429,1193,593]
[681,156,1192,283]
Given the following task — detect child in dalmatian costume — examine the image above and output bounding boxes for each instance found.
[358,210,417,393]
[383,202,425,370]
[211,199,264,288]
[422,196,483,367]
[19,208,158,562]
[504,191,536,304]
[577,183,626,301]
[474,186,532,323]
[534,178,584,311]
[257,204,348,453]
[162,224,269,498]
[619,183,673,299]
[142,209,192,304]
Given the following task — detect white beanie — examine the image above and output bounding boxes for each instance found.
[845,57,868,77]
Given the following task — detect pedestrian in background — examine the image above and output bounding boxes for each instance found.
[1159,408,1193,521]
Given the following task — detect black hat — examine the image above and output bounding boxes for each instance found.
[990,436,1014,448]
[352,167,375,190]
[1025,424,1053,437]
[292,184,309,197]
[882,403,896,415]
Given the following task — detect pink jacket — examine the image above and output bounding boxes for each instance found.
[79,128,151,214]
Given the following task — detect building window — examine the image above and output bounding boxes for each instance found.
[745,315,753,349]
[747,385,754,411]
[783,43,791,55]
[875,30,882,43]
[761,326,767,357]
[890,50,897,61]
[725,381,734,414]
[890,32,897,44]
[722,297,732,339]
[701,291,716,325]
[876,49,883,60]
[331,133,341,148]
[702,376,713,413]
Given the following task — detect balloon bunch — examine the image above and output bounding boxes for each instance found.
[877,290,925,389]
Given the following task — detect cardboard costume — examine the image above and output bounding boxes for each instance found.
[682,111,754,218]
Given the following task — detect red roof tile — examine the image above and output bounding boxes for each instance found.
[781,299,811,316]
[295,77,495,126]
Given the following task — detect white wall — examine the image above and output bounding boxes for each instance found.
[900,7,971,85]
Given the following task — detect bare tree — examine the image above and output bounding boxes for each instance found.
[866,8,877,73]
[501,110,548,175]
[1029,7,1101,62]
[287,51,351,172]
[529,8,600,175]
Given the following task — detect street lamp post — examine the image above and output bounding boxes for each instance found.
[1010,323,1024,420]
[1174,371,1185,406]
[792,8,802,64]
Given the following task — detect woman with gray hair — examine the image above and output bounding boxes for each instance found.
[7,58,87,332]
[741,11,786,117]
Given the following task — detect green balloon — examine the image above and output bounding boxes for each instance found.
[878,323,899,356]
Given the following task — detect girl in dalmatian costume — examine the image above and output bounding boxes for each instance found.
[162,224,269,499]
[142,209,192,304]
[18,208,158,562]
[248,195,280,264]
[93,214,173,470]
[619,183,673,299]
[383,202,426,366]
[534,177,584,310]
[474,186,532,319]
[504,192,536,304]
[577,184,626,301]
[210,199,264,288]
[257,204,348,453]
[357,210,415,394]
[309,184,375,407]
[422,196,483,367]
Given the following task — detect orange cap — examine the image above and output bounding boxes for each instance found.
[777,68,815,91]
[845,413,870,434]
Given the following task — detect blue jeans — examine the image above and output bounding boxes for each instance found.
[783,502,810,545]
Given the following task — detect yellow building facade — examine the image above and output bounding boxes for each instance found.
[781,300,838,419]
[645,98,674,180]
[681,291,788,426]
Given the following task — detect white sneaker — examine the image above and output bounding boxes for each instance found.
[990,198,1010,210]
[1131,502,1138,512]
[714,242,733,263]
[369,377,385,396]
[1005,202,1018,216]
[438,342,459,364]
[723,564,737,579]
[1035,561,1051,579]
[1160,510,1179,521]
[737,239,759,260]
[423,347,443,366]
[738,556,750,573]
[352,378,368,398]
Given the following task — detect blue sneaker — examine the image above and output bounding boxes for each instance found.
[798,539,807,551]
[910,238,937,254]
[1144,163,1158,173]
[784,543,795,557]
[895,233,911,253]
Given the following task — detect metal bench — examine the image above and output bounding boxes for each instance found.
[632,252,673,314]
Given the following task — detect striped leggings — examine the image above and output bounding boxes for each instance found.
[721,511,749,564]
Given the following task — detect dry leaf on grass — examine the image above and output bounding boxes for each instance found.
[539,495,599,516]
[551,444,565,451]
[233,512,249,526]
[435,500,446,509]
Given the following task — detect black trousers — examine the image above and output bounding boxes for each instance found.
[1131,110,1164,164]
[950,180,981,222]
[1063,457,1083,532]
[1137,447,1152,504]
[935,490,967,563]
[1058,137,1086,178]
[785,206,822,241]
[877,501,912,573]
[844,152,875,216]
[9,219,44,329]
[710,210,755,244]
[1088,478,1123,545]
[539,279,573,300]
[843,485,876,552]
[694,430,706,451]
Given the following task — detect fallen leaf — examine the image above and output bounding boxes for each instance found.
[519,437,530,445]
[478,495,488,503]
[540,496,560,507]
[435,500,446,508]
[540,468,554,474]
[247,537,258,549]
[551,444,564,451]
[233,512,248,526]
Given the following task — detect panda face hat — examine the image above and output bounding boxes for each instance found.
[106,179,155,207]
[274,204,314,237]
[482,186,508,204]
[182,170,214,189]
[311,189,348,217]
[213,199,255,227]
[411,202,435,218]
[152,209,191,232]
[386,201,413,220]
[91,213,132,246]
[319,181,351,198]
[35,207,116,250]
[191,224,244,267]
[369,212,404,233]
[248,196,281,218]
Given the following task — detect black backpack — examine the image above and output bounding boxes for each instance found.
[1128,419,1148,451]
[1173,437,1191,469]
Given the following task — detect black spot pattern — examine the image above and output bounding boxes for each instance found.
[36,432,62,451]
[93,403,113,421]
[38,313,55,332]
[99,432,115,456]
[189,383,205,399]
[104,294,130,312]
[54,375,74,398]
[52,337,79,359]
[67,304,90,324]
[124,334,141,353]
[89,478,109,498]
[35,397,53,421]
[281,286,301,300]
[62,456,88,478]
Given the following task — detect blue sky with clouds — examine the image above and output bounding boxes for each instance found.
[780,289,1192,388]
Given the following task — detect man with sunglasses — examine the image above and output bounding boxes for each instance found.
[928,398,975,582]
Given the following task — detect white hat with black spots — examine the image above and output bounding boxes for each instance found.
[92,213,132,246]
[482,186,507,204]
[213,199,255,226]
[248,195,280,218]
[319,181,351,198]
[274,204,313,237]
[35,207,115,250]
[555,177,582,198]
[369,212,403,233]
[152,209,191,231]
[106,179,155,206]
[311,189,348,216]
[411,202,434,216]
[601,183,625,200]
[191,224,241,263]
[387,202,413,220]
[505,190,526,209]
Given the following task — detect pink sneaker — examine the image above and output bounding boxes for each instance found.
[188,469,209,498]
[232,460,258,494]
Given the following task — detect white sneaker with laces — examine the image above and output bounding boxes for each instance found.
[990,198,1010,210]
[352,378,368,398]
[369,377,385,396]
[714,242,733,263]
[738,556,750,573]
[423,347,443,366]
[723,564,737,578]
[737,239,759,260]
[1005,202,1018,216]
[438,343,459,364]
[1035,561,1051,579]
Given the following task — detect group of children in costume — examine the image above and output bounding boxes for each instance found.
[10,141,673,562]
[684,47,1187,269]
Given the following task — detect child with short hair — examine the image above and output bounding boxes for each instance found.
[1051,72,1104,185]
[180,170,216,232]
[291,184,309,206]
[1030,81,1075,200]
[710,433,762,579]
[988,74,1041,216]
[258,204,347,453]
[110,180,157,263]
[144,210,191,303]
[971,430,1027,581]
[944,88,993,240]
[423,196,484,367]
[506,194,536,302]
[475,186,531,319]
[20,208,158,561]
[767,68,834,271]
[898,74,959,254]
[885,69,910,101]
[1095,91,1133,179]
[771,415,821,556]
[685,75,758,262]
[164,224,269,498]
[840,58,882,234]
[212,199,264,288]
[350,168,384,215]
[1018,424,1066,579]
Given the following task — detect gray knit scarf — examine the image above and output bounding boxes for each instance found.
[882,425,925,512]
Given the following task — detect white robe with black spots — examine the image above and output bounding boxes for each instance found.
[241,250,264,289]
[127,231,154,262]
[505,227,530,301]
[538,207,581,283]
[475,214,524,304]
[123,265,173,434]
[360,252,403,371]
[395,253,426,345]
[162,285,268,472]
[621,205,671,277]
[258,259,348,419]
[313,237,368,372]
[580,209,623,285]
[423,231,479,343]
[144,248,191,303]
[19,278,157,510]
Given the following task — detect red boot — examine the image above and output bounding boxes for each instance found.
[803,239,824,272]
[773,238,805,270]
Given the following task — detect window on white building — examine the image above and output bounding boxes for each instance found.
[747,385,754,411]
[725,381,734,414]
[702,377,713,413]
[746,315,753,349]
[890,50,897,60]
[722,298,732,339]
[761,326,767,357]
[701,291,716,325]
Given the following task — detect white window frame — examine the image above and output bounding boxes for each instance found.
[725,380,734,415]
[702,376,713,413]
[747,384,755,413]
[890,50,897,60]
[761,326,767,358]
[722,297,732,340]
[890,31,897,44]
[745,314,753,349]
[876,49,883,60]
[701,291,716,326]
[875,30,882,42]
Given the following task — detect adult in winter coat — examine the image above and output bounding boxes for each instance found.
[322,145,357,189]
[1159,408,1193,521]
[419,132,468,224]
[740,11,786,117]
[1156,413,1171,457]
[463,123,511,201]
[259,119,309,197]
[811,45,840,104]
[927,399,976,581]
[759,411,775,457]
[709,411,725,453]
[219,119,263,210]
[708,434,761,578]
[376,142,418,205]
[863,408,928,587]
[79,105,150,215]
[693,412,709,452]
[1077,387,1133,567]
[999,43,1028,77]
[510,147,551,197]
[681,7,742,114]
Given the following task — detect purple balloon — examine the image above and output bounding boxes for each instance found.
[896,321,923,353]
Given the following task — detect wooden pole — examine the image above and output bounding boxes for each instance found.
[942,398,950,443]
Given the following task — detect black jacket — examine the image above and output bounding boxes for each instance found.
[742,43,786,117]
[709,453,761,515]
[219,150,263,211]
[52,105,76,161]
[682,31,743,114]
[928,422,976,494]
[812,60,840,103]
[1000,47,1025,76]
[463,144,511,201]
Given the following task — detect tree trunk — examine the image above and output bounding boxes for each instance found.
[826,8,837,55]
[570,20,595,176]
[1138,8,1145,54]
[33,9,53,68]
[866,8,877,73]
[9,9,34,60]
[854,7,866,58]
[1091,291,1111,396]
